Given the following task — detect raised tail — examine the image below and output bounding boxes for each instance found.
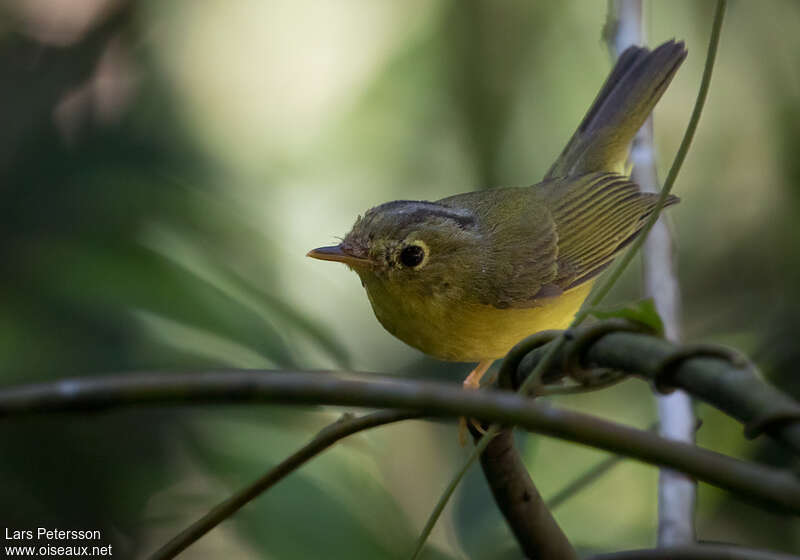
[545,40,687,179]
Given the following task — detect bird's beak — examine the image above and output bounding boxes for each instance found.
[307,244,370,267]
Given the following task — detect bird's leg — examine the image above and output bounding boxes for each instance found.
[459,360,494,445]
[462,360,493,390]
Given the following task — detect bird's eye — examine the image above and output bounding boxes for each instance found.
[399,244,426,268]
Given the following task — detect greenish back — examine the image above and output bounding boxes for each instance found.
[437,172,678,309]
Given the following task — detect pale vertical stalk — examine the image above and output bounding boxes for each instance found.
[635,117,697,546]
[609,0,697,546]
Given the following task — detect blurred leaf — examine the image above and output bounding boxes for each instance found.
[23,239,297,368]
[228,268,354,369]
[140,224,352,368]
[589,298,665,335]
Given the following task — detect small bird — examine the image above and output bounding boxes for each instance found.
[308,40,686,391]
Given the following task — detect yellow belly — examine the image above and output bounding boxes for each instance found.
[365,281,593,362]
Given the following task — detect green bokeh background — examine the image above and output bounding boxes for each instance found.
[1,1,799,558]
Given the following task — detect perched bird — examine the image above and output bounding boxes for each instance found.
[308,40,686,390]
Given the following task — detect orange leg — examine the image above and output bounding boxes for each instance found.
[459,360,494,445]
[462,360,494,390]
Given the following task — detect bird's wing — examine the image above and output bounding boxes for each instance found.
[544,172,679,290]
[439,174,677,309]
[440,188,560,309]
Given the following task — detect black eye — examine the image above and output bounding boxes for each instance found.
[399,244,425,268]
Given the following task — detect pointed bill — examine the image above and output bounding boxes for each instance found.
[306,244,370,267]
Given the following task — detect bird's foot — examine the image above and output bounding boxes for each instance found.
[458,360,493,446]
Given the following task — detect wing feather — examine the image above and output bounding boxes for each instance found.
[543,173,678,289]
[438,174,678,309]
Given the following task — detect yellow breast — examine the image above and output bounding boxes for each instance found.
[363,280,593,362]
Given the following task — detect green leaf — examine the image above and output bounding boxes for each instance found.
[588,299,664,335]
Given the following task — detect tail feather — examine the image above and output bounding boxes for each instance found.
[545,40,687,179]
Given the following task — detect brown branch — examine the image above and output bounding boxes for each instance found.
[472,425,577,559]
[147,410,422,560]
[1,369,799,513]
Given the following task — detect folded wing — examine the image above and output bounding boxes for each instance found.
[545,172,679,290]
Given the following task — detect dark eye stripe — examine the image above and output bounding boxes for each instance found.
[375,201,476,229]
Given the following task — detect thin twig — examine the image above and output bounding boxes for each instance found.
[546,454,625,511]
[538,374,629,396]
[148,409,422,560]
[409,425,498,560]
[2,370,799,512]
[546,423,658,511]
